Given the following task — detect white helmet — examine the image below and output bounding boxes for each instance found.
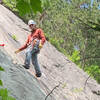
[28,20,36,25]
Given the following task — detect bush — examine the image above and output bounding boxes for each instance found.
[70,50,80,65]
[0,66,16,100]
[85,65,100,83]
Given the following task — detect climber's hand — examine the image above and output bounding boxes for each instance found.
[39,41,43,49]
[15,49,21,54]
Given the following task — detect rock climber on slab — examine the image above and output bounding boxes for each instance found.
[15,20,46,77]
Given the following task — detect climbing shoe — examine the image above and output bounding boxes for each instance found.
[22,65,30,69]
[36,72,42,77]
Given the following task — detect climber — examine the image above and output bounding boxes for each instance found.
[15,20,46,77]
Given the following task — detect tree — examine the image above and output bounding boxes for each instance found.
[2,0,100,83]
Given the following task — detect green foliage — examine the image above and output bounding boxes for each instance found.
[0,66,4,86]
[41,0,50,10]
[70,50,80,65]
[30,0,42,13]
[16,0,42,16]
[62,83,67,89]
[40,0,100,66]
[0,66,16,100]
[0,88,16,100]
[16,0,31,16]
[50,38,60,49]
[0,66,4,71]
[3,0,43,19]
[0,80,3,86]
[12,35,17,41]
[0,89,8,100]
[3,0,18,12]
[45,33,68,56]
[85,65,100,83]
[72,88,83,93]
[70,51,100,83]
[39,0,100,83]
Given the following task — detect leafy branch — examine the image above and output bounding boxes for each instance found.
[0,66,16,100]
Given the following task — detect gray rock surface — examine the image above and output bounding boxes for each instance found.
[0,4,100,100]
[0,48,52,100]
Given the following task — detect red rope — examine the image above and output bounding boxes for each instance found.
[0,44,5,46]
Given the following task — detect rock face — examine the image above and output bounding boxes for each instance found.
[0,4,100,100]
[0,48,52,100]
